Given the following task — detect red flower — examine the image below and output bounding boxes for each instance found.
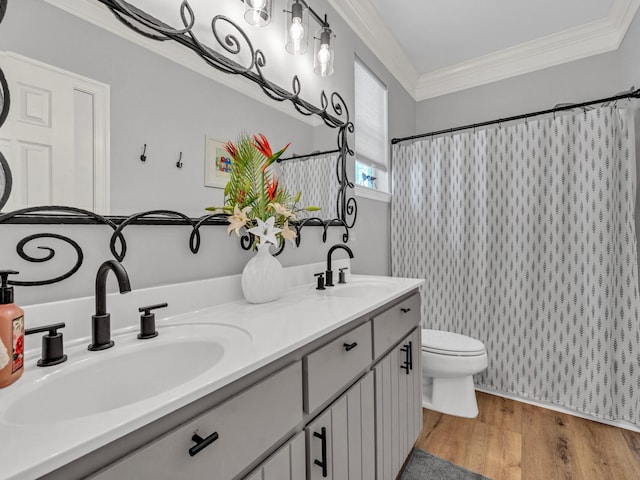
[266,177,279,201]
[253,134,290,172]
[15,335,24,355]
[224,141,239,160]
[253,133,273,158]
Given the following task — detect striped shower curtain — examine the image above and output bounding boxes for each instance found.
[391,103,640,425]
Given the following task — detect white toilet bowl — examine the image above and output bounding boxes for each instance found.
[421,329,488,418]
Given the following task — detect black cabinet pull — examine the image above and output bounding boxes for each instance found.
[313,427,328,477]
[343,341,358,352]
[400,341,413,375]
[189,431,219,457]
[400,307,411,313]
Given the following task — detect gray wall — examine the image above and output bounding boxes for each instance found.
[0,0,412,305]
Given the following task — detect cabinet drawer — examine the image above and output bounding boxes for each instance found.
[304,321,372,414]
[372,293,420,359]
[91,362,303,480]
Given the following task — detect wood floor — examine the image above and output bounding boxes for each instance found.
[415,392,640,480]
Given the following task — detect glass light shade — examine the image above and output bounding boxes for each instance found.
[244,0,272,27]
[285,0,309,55]
[313,27,335,77]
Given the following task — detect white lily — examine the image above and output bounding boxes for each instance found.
[247,216,282,246]
[227,205,251,237]
[281,220,297,243]
[269,202,297,220]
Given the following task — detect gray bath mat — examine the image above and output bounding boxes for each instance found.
[399,448,491,480]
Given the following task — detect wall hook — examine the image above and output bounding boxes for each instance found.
[140,144,147,162]
[176,152,183,169]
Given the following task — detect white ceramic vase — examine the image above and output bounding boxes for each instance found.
[241,242,285,304]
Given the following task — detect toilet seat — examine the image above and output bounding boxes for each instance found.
[421,329,485,357]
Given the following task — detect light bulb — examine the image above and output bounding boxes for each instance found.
[290,18,304,41]
[317,43,331,74]
[289,18,304,53]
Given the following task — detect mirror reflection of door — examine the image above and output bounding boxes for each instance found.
[0,52,109,213]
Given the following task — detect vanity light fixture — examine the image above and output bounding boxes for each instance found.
[284,0,309,54]
[244,0,272,27]
[314,24,335,77]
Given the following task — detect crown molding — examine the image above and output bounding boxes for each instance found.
[327,0,419,97]
[415,0,640,100]
[44,0,322,126]
[331,0,639,102]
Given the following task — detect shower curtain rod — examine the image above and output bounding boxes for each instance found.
[278,148,340,162]
[391,87,640,145]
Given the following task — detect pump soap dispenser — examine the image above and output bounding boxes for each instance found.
[0,270,25,388]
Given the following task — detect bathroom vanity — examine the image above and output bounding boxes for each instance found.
[0,263,423,480]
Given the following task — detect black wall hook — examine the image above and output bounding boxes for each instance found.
[176,152,183,169]
[140,144,147,162]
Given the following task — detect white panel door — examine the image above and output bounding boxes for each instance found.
[0,52,109,213]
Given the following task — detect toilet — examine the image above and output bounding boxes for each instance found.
[421,329,488,418]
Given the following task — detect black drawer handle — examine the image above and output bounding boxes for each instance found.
[313,427,328,477]
[400,308,411,314]
[189,431,219,457]
[400,341,413,375]
[343,341,358,352]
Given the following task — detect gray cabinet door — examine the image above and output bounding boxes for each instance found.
[374,328,422,480]
[306,371,375,480]
[243,431,305,480]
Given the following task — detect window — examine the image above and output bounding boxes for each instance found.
[354,57,389,198]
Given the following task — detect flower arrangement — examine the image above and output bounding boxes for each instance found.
[207,133,319,247]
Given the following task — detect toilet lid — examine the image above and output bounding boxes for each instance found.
[421,329,486,356]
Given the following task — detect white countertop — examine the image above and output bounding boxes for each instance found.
[0,266,423,480]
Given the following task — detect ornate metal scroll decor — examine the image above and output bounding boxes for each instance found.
[0,0,357,286]
[0,47,12,212]
[0,206,345,286]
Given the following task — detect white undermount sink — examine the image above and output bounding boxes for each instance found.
[3,323,251,425]
[323,278,397,298]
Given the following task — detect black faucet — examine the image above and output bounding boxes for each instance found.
[88,260,131,351]
[326,244,354,287]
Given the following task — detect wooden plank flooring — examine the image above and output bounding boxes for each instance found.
[415,392,640,480]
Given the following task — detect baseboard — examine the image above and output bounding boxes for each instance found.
[475,386,640,433]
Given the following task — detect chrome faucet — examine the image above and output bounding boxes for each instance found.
[326,244,354,287]
[88,260,131,351]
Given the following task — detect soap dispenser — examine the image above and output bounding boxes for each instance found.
[0,270,25,388]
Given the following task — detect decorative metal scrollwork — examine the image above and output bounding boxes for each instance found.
[0,49,11,212]
[12,234,84,287]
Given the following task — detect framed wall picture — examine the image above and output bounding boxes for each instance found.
[204,136,232,188]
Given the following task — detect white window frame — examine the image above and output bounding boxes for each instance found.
[354,57,390,203]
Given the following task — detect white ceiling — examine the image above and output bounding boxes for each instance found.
[330,0,640,100]
[369,0,611,72]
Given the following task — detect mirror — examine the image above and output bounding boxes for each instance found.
[0,0,351,222]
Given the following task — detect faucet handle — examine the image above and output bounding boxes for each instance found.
[314,272,326,290]
[25,322,68,367]
[338,267,349,284]
[137,303,168,339]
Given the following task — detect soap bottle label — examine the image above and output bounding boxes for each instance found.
[11,315,24,373]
